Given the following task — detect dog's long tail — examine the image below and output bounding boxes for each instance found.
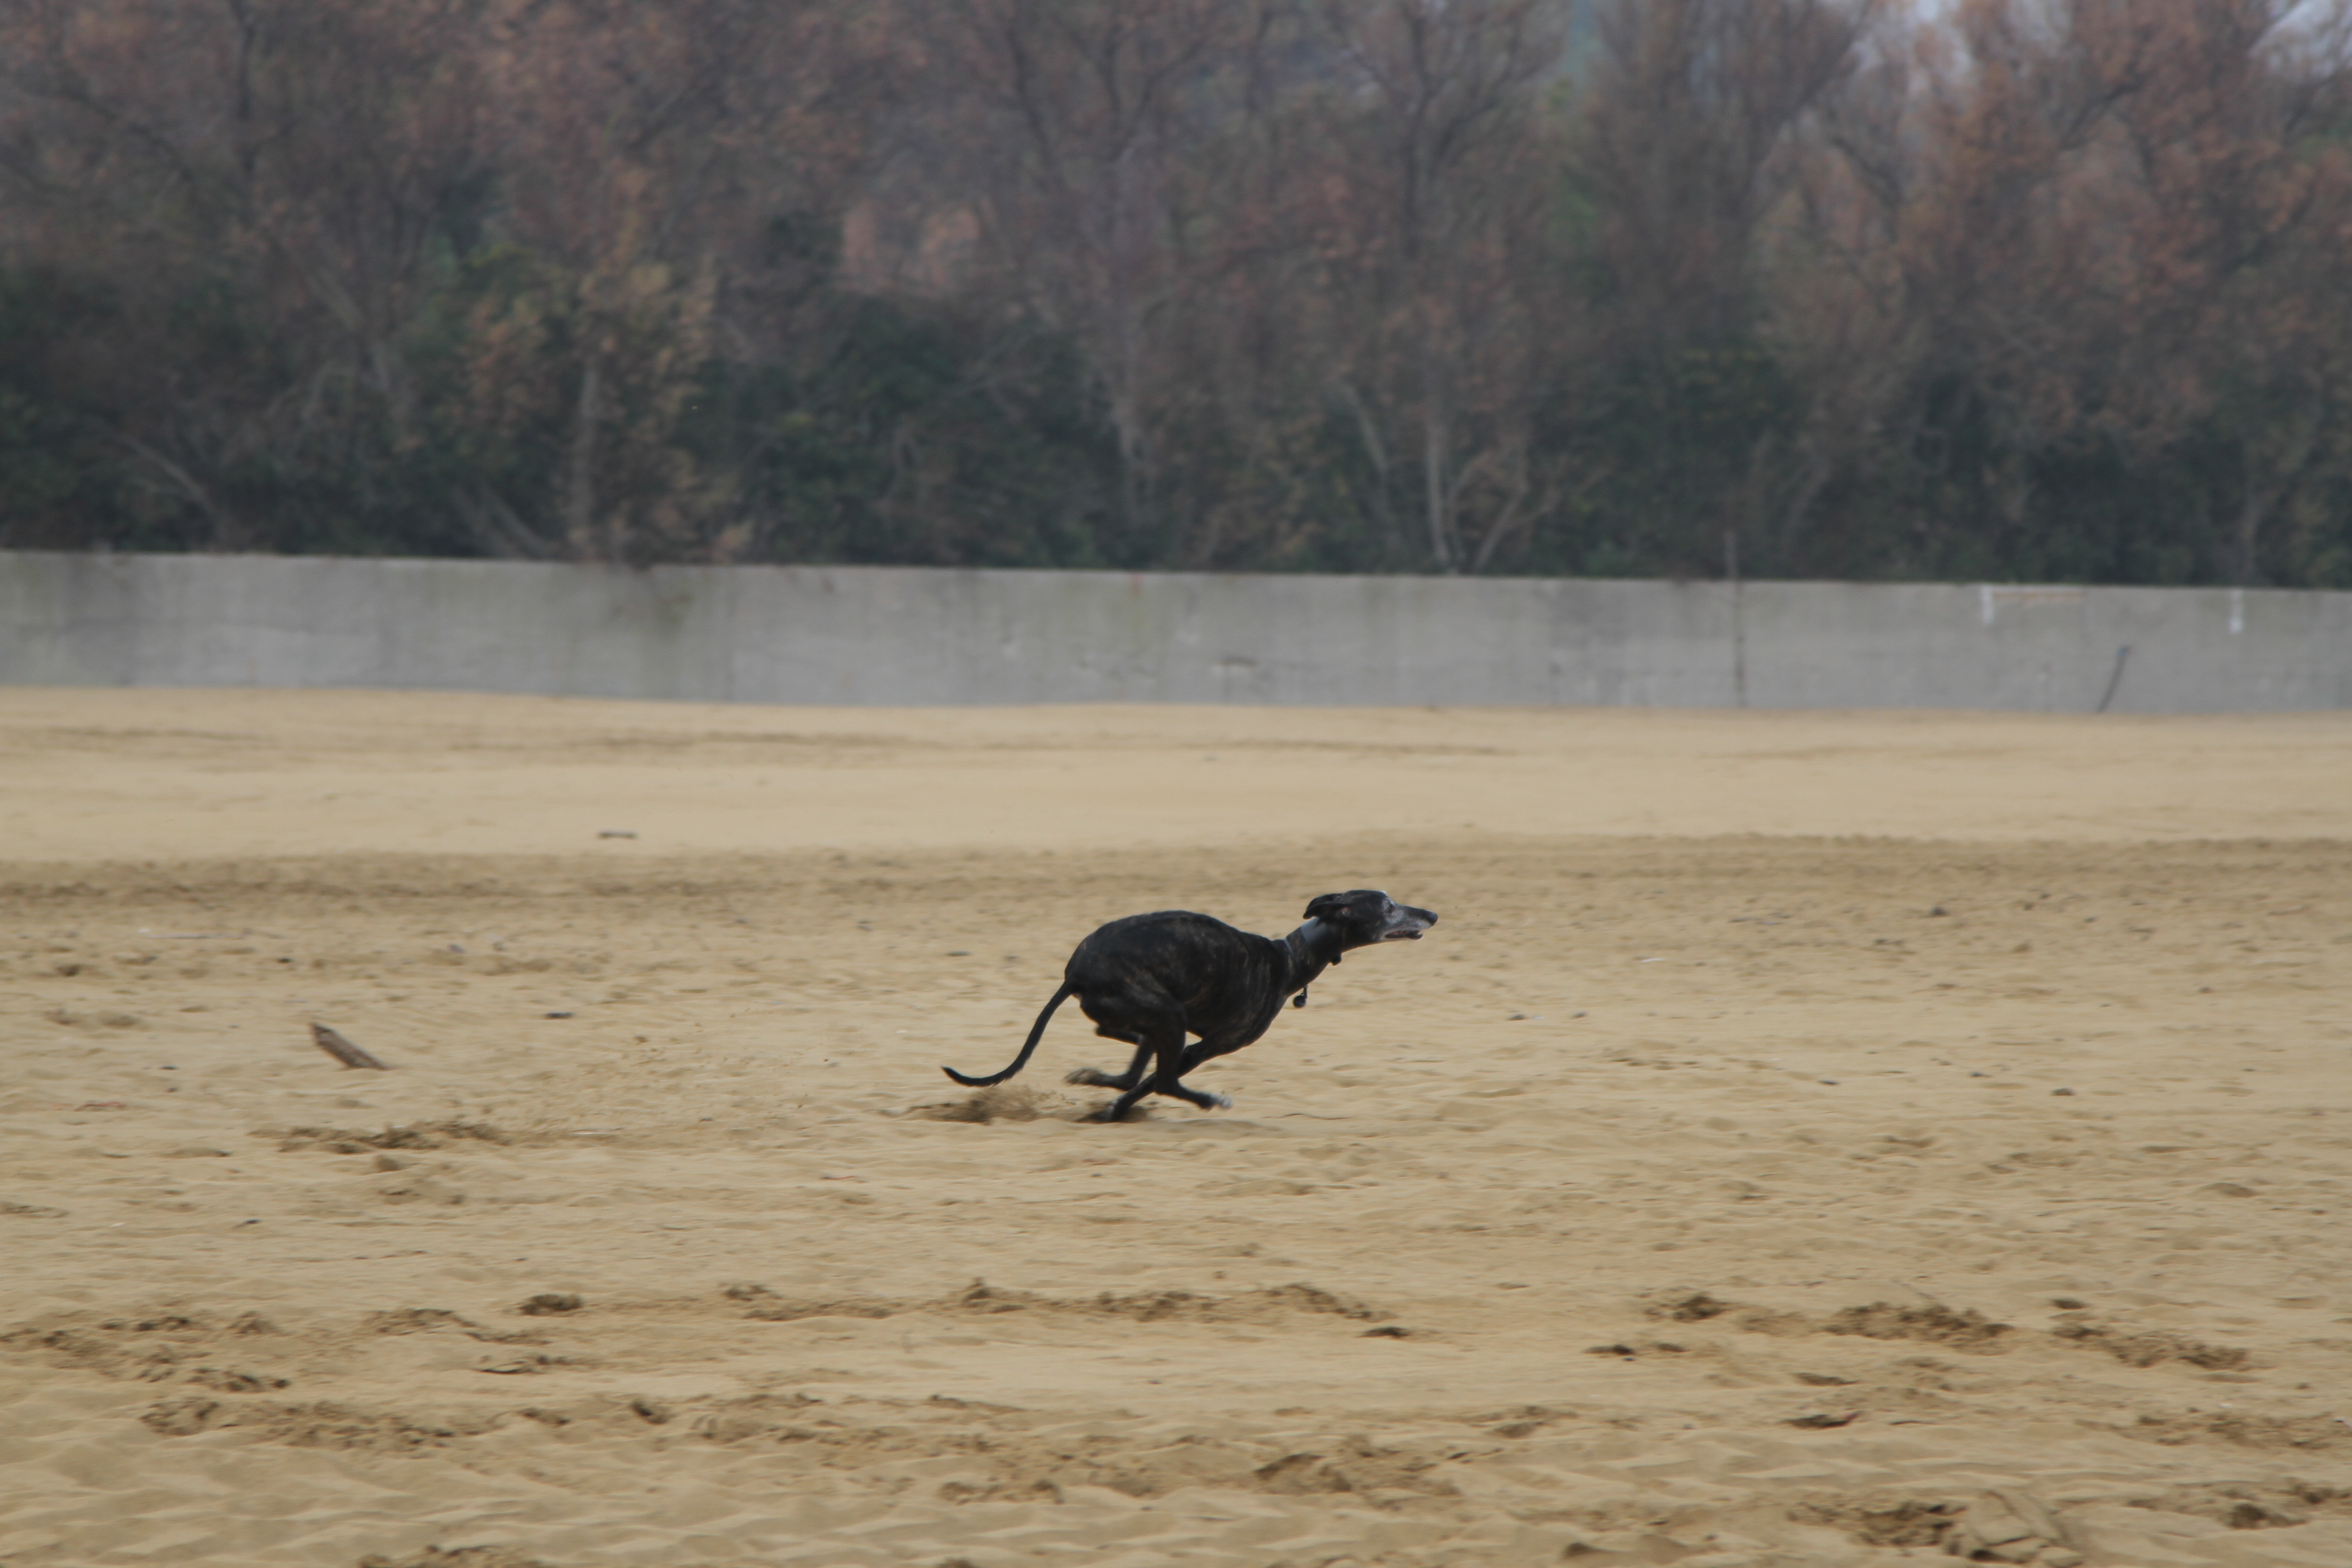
[942,982,1075,1087]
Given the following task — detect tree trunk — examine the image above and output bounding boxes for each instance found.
[567,361,601,560]
[1419,322,1453,572]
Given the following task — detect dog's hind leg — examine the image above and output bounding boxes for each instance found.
[1067,1033,1152,1092]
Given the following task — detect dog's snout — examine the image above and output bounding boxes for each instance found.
[1380,903,1437,939]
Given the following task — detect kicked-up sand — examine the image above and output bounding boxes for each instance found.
[1,689,2349,1568]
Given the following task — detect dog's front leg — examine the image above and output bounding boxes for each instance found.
[1101,1020,1180,1120]
[1113,1036,1232,1120]
[1183,1030,1256,1069]
[1101,1015,1228,1120]
[1157,1078,1233,1112]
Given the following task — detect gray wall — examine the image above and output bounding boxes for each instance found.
[2,550,2346,710]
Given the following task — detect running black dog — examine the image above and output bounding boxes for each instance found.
[941,890,1438,1121]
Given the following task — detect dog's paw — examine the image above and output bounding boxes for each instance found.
[1065,1068,1112,1088]
[1203,1092,1233,1111]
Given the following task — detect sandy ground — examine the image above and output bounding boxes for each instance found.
[2,690,2350,1568]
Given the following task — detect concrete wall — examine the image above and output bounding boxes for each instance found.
[1,549,2346,710]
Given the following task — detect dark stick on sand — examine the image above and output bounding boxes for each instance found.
[311,1023,391,1070]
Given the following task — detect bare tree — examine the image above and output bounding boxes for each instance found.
[466,0,887,562]
[1302,0,1570,572]
[906,0,1279,555]
[1583,0,1870,351]
[1789,0,2352,581]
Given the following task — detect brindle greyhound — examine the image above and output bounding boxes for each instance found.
[941,890,1438,1121]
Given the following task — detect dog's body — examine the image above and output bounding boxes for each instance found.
[941,890,1437,1121]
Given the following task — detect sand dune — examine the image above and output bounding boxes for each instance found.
[2,690,2349,1568]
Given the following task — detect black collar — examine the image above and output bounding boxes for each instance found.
[1284,917,1345,984]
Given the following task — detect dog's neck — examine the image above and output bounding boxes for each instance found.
[1283,917,1349,988]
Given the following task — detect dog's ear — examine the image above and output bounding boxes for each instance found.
[1303,893,1350,923]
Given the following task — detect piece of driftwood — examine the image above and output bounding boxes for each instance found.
[310,1023,391,1070]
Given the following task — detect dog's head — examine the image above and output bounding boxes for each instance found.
[1302,890,1437,954]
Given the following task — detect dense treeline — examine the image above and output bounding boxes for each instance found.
[3,0,2349,584]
